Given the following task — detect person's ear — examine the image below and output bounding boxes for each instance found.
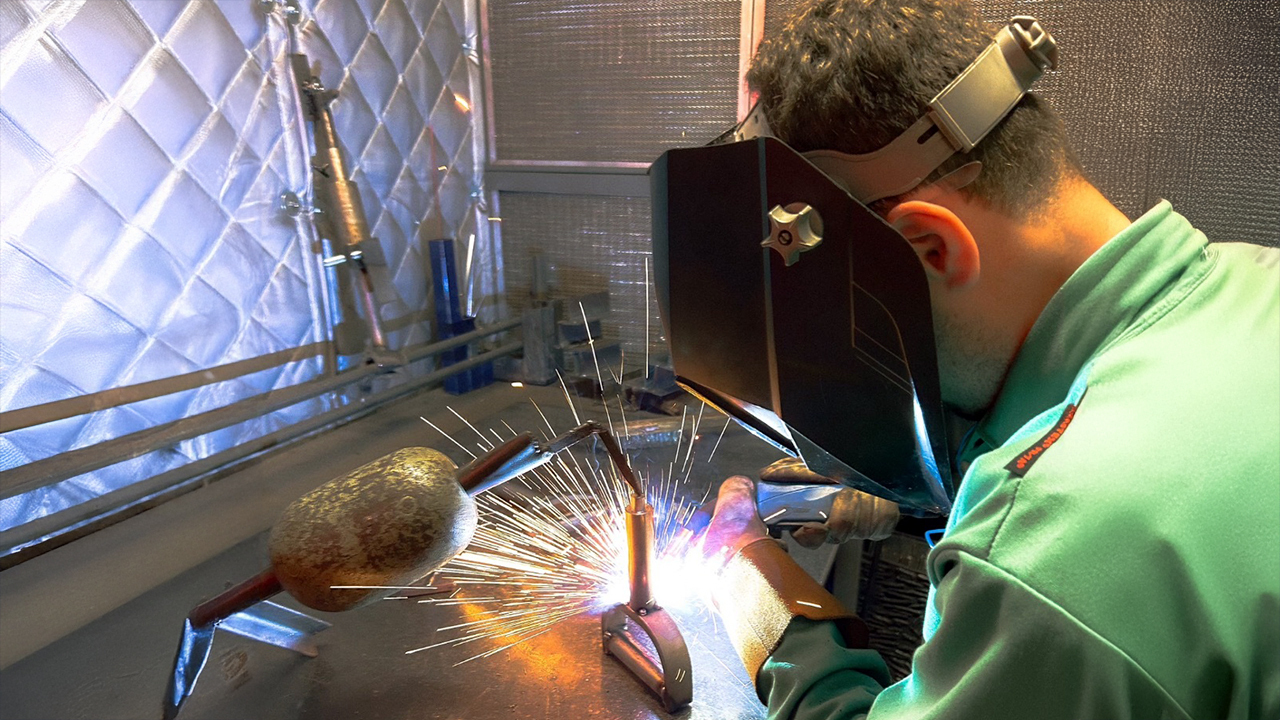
[885,201,980,289]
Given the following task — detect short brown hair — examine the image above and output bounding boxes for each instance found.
[746,0,1081,213]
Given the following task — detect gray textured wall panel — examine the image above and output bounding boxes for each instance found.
[0,0,488,534]
[497,193,662,356]
[486,0,743,163]
[763,0,1280,247]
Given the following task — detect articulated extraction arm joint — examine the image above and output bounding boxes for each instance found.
[290,53,396,362]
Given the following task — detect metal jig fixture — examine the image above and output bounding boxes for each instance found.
[596,434,694,713]
[163,421,691,718]
[455,420,694,711]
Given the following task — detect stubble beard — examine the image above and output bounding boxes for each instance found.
[932,307,1015,422]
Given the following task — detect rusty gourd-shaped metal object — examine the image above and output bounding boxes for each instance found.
[166,431,562,720]
[268,447,476,612]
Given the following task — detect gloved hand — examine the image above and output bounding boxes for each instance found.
[759,458,900,547]
[698,475,769,568]
[701,475,870,682]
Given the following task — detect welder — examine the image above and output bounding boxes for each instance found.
[693,1,1280,718]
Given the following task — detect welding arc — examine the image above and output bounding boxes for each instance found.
[415,403,713,666]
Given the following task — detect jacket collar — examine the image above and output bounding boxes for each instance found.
[958,201,1207,463]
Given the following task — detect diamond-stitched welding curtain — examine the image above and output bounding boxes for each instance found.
[0,0,492,538]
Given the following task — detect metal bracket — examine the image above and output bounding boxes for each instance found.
[601,604,693,713]
[280,190,303,217]
[283,0,302,24]
[219,600,331,657]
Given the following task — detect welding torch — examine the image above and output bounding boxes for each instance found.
[676,477,845,546]
[675,457,902,555]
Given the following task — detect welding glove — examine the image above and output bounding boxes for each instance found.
[702,476,868,683]
[760,458,900,547]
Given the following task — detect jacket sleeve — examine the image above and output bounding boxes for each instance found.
[757,550,1186,720]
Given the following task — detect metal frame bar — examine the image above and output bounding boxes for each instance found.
[0,318,520,502]
[738,0,767,120]
[486,169,650,197]
[0,340,522,566]
[0,343,331,434]
[479,0,499,166]
[489,159,651,171]
[0,308,434,435]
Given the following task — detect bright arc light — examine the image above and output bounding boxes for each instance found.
[411,309,720,666]
[414,411,714,665]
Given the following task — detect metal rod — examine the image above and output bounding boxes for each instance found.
[404,315,520,362]
[188,569,282,629]
[353,261,389,350]
[0,342,330,434]
[626,497,655,611]
[0,341,523,565]
[0,322,520,501]
[603,631,665,689]
[593,424,644,499]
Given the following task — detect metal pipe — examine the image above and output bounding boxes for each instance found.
[626,495,655,612]
[0,341,524,565]
[0,322,520,501]
[0,343,330,434]
[188,569,283,629]
[603,631,665,689]
[0,316,519,438]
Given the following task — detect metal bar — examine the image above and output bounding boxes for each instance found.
[486,169,650,197]
[0,320,520,501]
[478,0,498,166]
[0,342,330,434]
[377,311,431,334]
[403,315,519,362]
[0,341,523,564]
[488,159,650,171]
[738,0,767,119]
[603,632,665,690]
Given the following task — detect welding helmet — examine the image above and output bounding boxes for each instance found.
[650,18,1057,516]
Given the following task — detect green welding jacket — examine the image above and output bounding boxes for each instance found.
[756,202,1280,720]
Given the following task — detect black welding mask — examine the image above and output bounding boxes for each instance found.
[650,17,1058,516]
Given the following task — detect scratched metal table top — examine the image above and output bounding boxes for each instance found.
[177,586,768,720]
[1,385,790,720]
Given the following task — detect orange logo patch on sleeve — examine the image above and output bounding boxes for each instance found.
[1004,391,1086,478]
